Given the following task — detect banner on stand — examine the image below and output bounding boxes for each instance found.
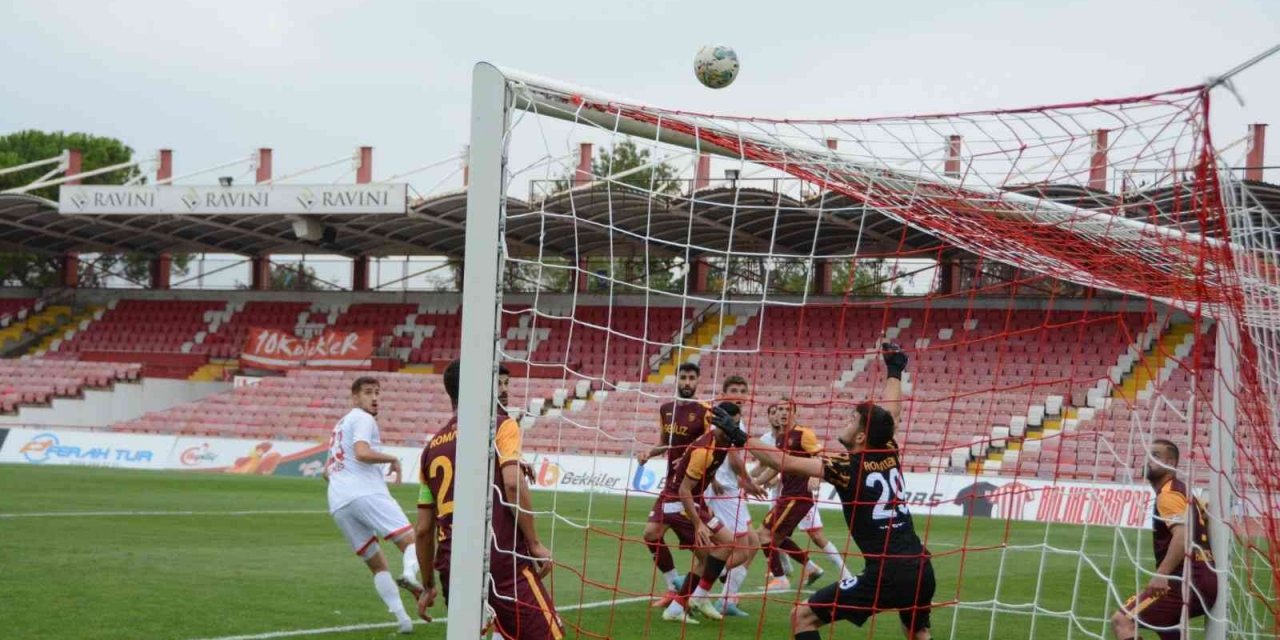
[241,327,374,370]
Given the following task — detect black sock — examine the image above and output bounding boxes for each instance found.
[679,571,698,596]
[700,554,728,590]
[794,631,821,640]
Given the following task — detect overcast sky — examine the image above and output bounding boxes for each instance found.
[3,0,1277,189]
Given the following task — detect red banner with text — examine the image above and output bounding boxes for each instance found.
[241,327,374,370]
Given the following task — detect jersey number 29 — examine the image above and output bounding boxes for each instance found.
[867,468,910,521]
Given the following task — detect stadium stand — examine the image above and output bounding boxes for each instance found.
[0,359,141,413]
[45,299,225,377]
[90,301,1211,483]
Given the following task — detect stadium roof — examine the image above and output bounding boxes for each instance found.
[2,180,1276,260]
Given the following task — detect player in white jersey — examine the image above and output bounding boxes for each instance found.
[705,376,766,617]
[325,376,422,634]
[751,400,854,591]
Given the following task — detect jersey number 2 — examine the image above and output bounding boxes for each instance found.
[429,457,456,517]
[867,468,910,521]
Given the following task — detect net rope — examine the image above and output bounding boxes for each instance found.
[477,74,1279,639]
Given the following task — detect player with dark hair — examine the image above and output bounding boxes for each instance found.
[752,399,855,591]
[415,362,564,639]
[638,362,715,607]
[722,343,936,640]
[707,375,767,616]
[1111,439,1217,640]
[655,401,757,623]
[324,376,422,633]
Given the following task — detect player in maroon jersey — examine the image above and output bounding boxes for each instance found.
[758,400,826,588]
[415,362,564,639]
[1111,439,1217,640]
[638,362,714,604]
[655,402,755,623]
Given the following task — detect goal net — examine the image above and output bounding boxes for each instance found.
[448,64,1280,640]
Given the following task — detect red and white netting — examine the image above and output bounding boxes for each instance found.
[485,71,1278,639]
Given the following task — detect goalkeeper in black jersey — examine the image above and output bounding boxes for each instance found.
[717,343,935,640]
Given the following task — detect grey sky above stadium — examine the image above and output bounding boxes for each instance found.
[3,0,1278,188]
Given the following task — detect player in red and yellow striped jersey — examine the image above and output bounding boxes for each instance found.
[415,362,564,639]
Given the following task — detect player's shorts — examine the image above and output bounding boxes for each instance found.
[763,497,814,538]
[490,563,566,640]
[331,493,413,558]
[808,558,936,632]
[799,500,824,531]
[705,492,752,537]
[1120,571,1218,640]
[648,499,724,548]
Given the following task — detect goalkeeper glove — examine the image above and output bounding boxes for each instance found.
[882,341,908,380]
[712,403,748,448]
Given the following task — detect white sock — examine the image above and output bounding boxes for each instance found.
[722,566,747,601]
[402,544,419,579]
[822,542,853,581]
[692,583,711,599]
[663,569,680,591]
[664,600,685,617]
[806,560,822,573]
[373,571,410,622]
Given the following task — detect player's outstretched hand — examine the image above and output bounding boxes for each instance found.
[417,585,437,622]
[635,449,652,465]
[388,458,403,485]
[882,341,908,379]
[520,460,536,483]
[529,541,554,578]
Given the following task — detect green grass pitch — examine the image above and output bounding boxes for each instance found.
[0,465,1242,639]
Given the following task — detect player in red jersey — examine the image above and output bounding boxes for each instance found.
[638,362,713,604]
[757,400,829,589]
[1111,439,1218,640]
[655,401,755,623]
[415,362,564,639]
[753,400,854,590]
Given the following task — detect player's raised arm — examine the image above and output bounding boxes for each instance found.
[880,342,908,426]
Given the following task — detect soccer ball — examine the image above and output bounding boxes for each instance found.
[693,45,739,89]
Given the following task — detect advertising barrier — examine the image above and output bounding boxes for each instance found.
[0,427,1161,529]
[522,451,1157,530]
[241,327,374,370]
[0,428,175,469]
[171,437,329,477]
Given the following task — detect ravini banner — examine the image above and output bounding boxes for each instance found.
[59,184,407,215]
[241,327,374,370]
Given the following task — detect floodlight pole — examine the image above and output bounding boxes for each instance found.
[446,62,508,640]
[1206,315,1238,640]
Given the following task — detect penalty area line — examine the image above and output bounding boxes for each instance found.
[188,589,775,640]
